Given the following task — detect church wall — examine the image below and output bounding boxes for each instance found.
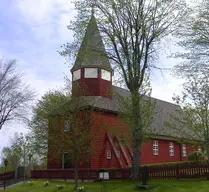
[90,111,199,169]
[47,110,199,169]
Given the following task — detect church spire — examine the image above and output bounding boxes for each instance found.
[71,13,112,72]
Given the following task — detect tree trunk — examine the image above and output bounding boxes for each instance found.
[131,91,142,181]
[74,160,79,190]
[132,140,141,181]
[15,163,19,179]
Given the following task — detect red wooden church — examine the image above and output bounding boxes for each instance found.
[47,14,199,170]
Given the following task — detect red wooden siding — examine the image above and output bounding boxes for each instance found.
[47,110,199,169]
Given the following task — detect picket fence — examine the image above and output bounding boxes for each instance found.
[31,162,209,181]
[0,171,15,181]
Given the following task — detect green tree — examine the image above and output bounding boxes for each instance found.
[165,74,209,162]
[49,84,103,190]
[173,0,209,78]
[59,0,187,180]
[29,89,71,163]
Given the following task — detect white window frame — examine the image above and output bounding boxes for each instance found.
[64,120,71,132]
[153,141,159,155]
[169,142,174,157]
[182,144,187,157]
[73,69,81,81]
[116,151,120,158]
[101,69,111,81]
[107,150,111,159]
[84,68,98,78]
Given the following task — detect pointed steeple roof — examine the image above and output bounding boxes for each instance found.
[71,14,112,71]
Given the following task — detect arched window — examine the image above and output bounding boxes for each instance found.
[62,152,72,169]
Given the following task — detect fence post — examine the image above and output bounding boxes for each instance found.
[121,169,124,181]
[81,170,84,182]
[142,166,149,185]
[176,165,180,180]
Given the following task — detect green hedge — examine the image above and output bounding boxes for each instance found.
[126,160,208,168]
[187,151,206,161]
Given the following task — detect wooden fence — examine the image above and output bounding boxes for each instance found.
[31,162,209,181]
[0,171,15,181]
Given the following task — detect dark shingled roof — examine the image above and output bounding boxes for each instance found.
[71,14,112,72]
[78,86,200,141]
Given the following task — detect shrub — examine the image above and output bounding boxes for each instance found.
[44,181,49,186]
[188,151,205,162]
[77,186,85,191]
[27,181,34,186]
[57,184,65,190]
[127,160,208,168]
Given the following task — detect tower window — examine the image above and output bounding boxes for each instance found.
[73,69,81,81]
[101,69,111,81]
[84,68,98,78]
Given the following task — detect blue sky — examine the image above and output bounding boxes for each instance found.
[0,0,184,156]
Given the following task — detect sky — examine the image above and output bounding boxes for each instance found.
[0,0,184,156]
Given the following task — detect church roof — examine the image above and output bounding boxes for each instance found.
[49,85,201,141]
[78,86,201,141]
[71,14,112,71]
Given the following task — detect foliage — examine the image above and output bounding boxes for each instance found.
[0,59,35,130]
[56,184,65,190]
[48,84,104,190]
[29,89,71,164]
[59,0,187,181]
[77,186,85,191]
[27,181,33,186]
[173,0,209,78]
[44,181,49,187]
[187,151,205,162]
[127,160,208,168]
[165,74,209,162]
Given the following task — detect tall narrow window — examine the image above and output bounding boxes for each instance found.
[153,141,159,155]
[62,152,72,169]
[64,120,71,132]
[84,68,98,78]
[73,69,81,81]
[182,144,187,157]
[169,142,174,156]
[116,151,120,158]
[107,150,111,159]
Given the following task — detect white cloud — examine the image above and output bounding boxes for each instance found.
[15,0,76,44]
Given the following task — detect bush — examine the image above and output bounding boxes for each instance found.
[44,181,49,186]
[57,184,65,190]
[27,181,34,186]
[187,151,205,162]
[127,160,208,168]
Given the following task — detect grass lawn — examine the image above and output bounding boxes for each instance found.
[4,179,209,192]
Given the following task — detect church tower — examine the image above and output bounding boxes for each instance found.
[71,13,113,98]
